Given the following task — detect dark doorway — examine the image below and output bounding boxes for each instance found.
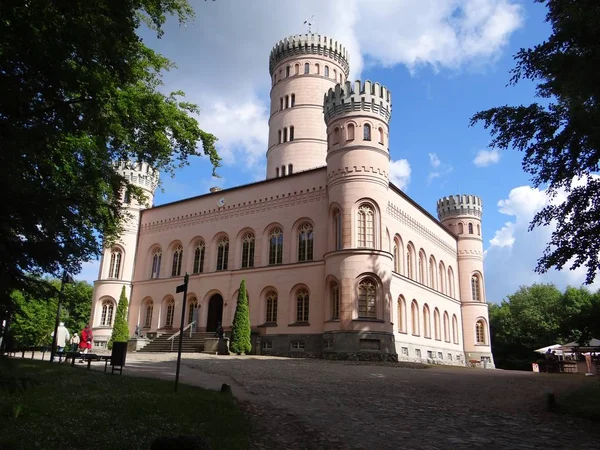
[206,294,223,332]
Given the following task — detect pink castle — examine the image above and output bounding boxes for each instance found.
[90,33,494,366]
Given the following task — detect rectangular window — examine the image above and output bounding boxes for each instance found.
[261,341,272,350]
[401,347,409,356]
[427,350,434,359]
[448,353,452,361]
[324,339,333,349]
[415,349,421,358]
[438,352,443,359]
[291,341,305,350]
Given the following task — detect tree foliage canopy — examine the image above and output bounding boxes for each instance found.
[0,0,220,307]
[471,0,600,284]
[230,280,251,355]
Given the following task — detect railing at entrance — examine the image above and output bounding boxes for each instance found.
[167,321,196,351]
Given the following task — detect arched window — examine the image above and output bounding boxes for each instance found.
[100,300,114,326]
[297,223,313,262]
[448,267,455,298]
[280,97,283,110]
[411,300,419,335]
[333,69,337,80]
[216,237,229,271]
[315,63,320,74]
[397,296,407,333]
[418,251,426,284]
[363,124,371,140]
[286,65,290,77]
[193,242,205,274]
[296,289,309,322]
[283,128,288,142]
[165,298,175,327]
[291,94,295,107]
[289,126,294,141]
[340,73,343,83]
[452,314,459,344]
[423,305,431,338]
[406,245,414,280]
[347,123,355,140]
[434,308,441,340]
[144,300,153,328]
[123,190,131,204]
[333,127,340,144]
[281,165,286,176]
[429,257,436,289]
[269,228,283,265]
[392,245,398,272]
[443,312,450,342]
[266,291,278,323]
[458,223,464,234]
[276,167,280,177]
[357,204,374,248]
[471,274,482,301]
[108,248,122,279]
[288,163,293,174]
[171,245,183,277]
[477,224,481,235]
[358,278,377,318]
[285,95,289,108]
[324,65,329,77]
[278,130,282,144]
[304,63,310,74]
[187,297,198,325]
[294,63,299,75]
[331,282,340,319]
[438,262,446,294]
[241,232,255,269]
[151,249,162,279]
[468,223,474,234]
[334,209,342,250]
[475,320,487,345]
[378,127,384,145]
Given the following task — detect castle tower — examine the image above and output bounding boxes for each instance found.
[266,34,350,179]
[322,80,396,360]
[89,161,159,347]
[437,195,495,367]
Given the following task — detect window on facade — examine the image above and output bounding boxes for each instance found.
[304,63,309,74]
[333,69,337,80]
[363,124,371,140]
[241,232,255,269]
[276,167,280,177]
[331,282,340,319]
[347,123,355,140]
[448,267,454,298]
[123,190,131,204]
[171,245,183,277]
[283,128,287,142]
[378,127,384,145]
[468,223,474,234]
[407,246,414,279]
[471,274,482,301]
[269,228,283,265]
[285,95,289,109]
[144,300,153,327]
[187,297,198,325]
[100,300,114,326]
[429,258,435,289]
[165,298,175,327]
[289,126,294,141]
[418,253,425,284]
[296,289,309,322]
[281,165,286,176]
[279,98,283,111]
[278,130,282,144]
[216,237,229,271]
[357,204,374,248]
[392,246,398,272]
[333,127,339,144]
[398,296,406,332]
[324,65,329,77]
[286,66,290,77]
[266,291,278,323]
[108,248,122,279]
[151,249,162,279]
[295,63,299,74]
[411,300,419,335]
[476,320,486,344]
[297,223,314,262]
[358,278,377,319]
[438,263,445,294]
[434,308,441,340]
[452,314,459,344]
[288,164,293,174]
[423,305,431,338]
[443,312,450,342]
[477,224,481,235]
[334,210,342,250]
[291,94,295,107]
[315,63,320,74]
[193,242,205,274]
[340,73,343,83]
[458,223,464,234]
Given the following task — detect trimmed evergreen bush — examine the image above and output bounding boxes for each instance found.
[229,280,251,355]
[108,286,129,350]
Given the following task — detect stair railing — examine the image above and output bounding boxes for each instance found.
[167,321,196,351]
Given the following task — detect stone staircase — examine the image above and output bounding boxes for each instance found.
[138,331,216,353]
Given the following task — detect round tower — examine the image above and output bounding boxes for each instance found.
[437,195,495,367]
[266,34,350,179]
[90,161,159,347]
[322,80,396,361]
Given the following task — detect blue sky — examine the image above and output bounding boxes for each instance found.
[78,0,599,300]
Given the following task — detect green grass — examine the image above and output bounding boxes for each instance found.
[0,358,250,449]
[558,382,600,422]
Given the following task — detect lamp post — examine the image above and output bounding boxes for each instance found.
[50,270,74,363]
[174,272,189,392]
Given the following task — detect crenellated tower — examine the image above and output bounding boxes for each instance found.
[90,161,159,347]
[437,195,494,367]
[266,34,350,179]
[323,79,396,360]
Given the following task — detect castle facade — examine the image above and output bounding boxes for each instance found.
[90,33,494,366]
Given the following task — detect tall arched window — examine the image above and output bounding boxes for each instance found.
[276,167,280,177]
[331,282,340,319]
[407,245,414,280]
[411,300,419,335]
[324,65,329,77]
[266,291,278,323]
[165,298,175,327]
[475,319,487,344]
[241,232,255,269]
[357,204,374,248]
[288,163,293,174]
[315,63,320,74]
[333,68,337,80]
[294,63,299,75]
[283,128,287,142]
[333,127,340,144]
[285,95,289,108]
[363,124,371,140]
[296,289,310,322]
[304,63,310,74]
[279,98,283,111]
[269,228,283,265]
[281,165,286,176]
[477,224,481,235]
[346,123,355,141]
[423,305,431,338]
[448,267,455,298]
[429,257,436,289]
[193,241,205,274]
[458,223,464,234]
[334,209,342,250]
[100,300,114,326]
[378,127,384,145]
[291,94,295,107]
[151,249,162,279]
[418,251,426,284]
[434,308,441,340]
[144,300,153,328]
[289,126,294,141]
[286,65,290,77]
[278,130,282,144]
[187,297,198,325]
[452,314,459,344]
[108,248,122,279]
[297,223,314,262]
[443,312,450,342]
[438,262,446,294]
[471,274,482,301]
[392,245,398,272]
[171,245,183,277]
[358,278,377,319]
[397,296,407,333]
[216,237,229,271]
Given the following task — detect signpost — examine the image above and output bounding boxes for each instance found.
[174,273,189,392]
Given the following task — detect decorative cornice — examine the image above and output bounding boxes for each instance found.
[324,80,392,124]
[437,194,483,221]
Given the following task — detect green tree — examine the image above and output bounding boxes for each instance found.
[108,286,130,350]
[470,0,600,284]
[229,280,251,355]
[0,0,220,311]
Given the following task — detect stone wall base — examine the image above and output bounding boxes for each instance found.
[322,351,398,362]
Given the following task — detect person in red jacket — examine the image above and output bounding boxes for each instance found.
[79,324,93,354]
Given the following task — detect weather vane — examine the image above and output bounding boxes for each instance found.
[303,15,314,33]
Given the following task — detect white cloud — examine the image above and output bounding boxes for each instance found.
[474,148,501,167]
[390,159,411,190]
[428,153,441,168]
[426,153,453,185]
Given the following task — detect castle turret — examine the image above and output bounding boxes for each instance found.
[437,195,494,367]
[266,34,350,179]
[89,161,159,348]
[322,79,396,360]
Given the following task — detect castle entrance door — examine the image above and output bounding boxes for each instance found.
[206,294,223,332]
